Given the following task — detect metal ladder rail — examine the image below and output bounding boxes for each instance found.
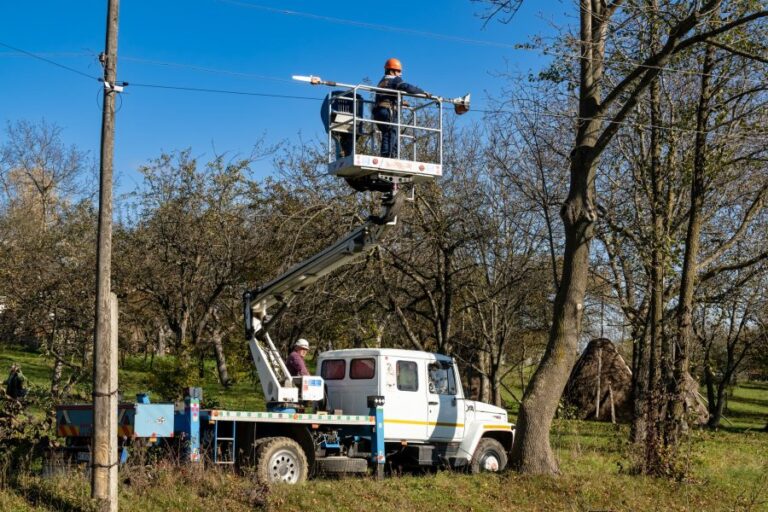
[213,420,237,464]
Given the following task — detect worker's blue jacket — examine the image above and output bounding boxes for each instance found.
[375,75,425,109]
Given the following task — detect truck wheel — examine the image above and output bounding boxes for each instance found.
[470,438,508,474]
[255,437,308,484]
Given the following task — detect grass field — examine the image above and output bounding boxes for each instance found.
[1,344,766,511]
[0,345,266,414]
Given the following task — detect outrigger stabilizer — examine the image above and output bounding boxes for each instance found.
[293,75,471,115]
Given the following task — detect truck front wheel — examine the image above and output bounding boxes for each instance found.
[470,438,508,474]
[255,437,309,484]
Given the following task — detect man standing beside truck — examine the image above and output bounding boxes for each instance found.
[286,339,310,376]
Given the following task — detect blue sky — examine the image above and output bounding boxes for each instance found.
[0,1,569,193]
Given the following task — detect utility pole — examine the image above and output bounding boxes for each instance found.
[93,1,120,510]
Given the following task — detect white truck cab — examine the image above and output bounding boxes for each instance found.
[318,348,514,470]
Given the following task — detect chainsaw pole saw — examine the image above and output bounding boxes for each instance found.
[292,75,471,115]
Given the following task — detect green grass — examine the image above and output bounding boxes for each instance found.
[720,381,768,431]
[0,344,266,411]
[3,423,765,512]
[117,354,267,411]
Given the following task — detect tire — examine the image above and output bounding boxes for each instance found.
[241,437,270,467]
[470,438,508,474]
[254,437,309,484]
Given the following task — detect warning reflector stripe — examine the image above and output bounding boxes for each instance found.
[57,425,81,436]
[208,409,375,425]
[483,424,513,431]
[384,418,465,428]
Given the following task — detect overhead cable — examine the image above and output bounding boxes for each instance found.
[217,0,767,82]
[216,0,525,50]
[0,41,98,81]
[129,82,320,101]
[120,56,295,83]
[4,41,766,140]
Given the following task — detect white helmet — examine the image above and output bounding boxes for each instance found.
[294,338,310,350]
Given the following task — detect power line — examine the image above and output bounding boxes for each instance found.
[120,56,295,84]
[129,82,321,101]
[4,40,765,141]
[0,50,94,58]
[217,0,767,83]
[216,0,527,50]
[0,41,99,81]
[472,104,768,139]
[131,79,768,140]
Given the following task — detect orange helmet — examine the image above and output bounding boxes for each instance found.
[384,58,402,72]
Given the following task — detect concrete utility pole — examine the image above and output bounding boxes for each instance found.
[92,1,120,510]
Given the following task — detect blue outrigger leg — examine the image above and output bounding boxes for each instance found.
[368,395,386,479]
[175,387,201,463]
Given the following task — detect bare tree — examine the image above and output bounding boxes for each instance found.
[481,0,768,474]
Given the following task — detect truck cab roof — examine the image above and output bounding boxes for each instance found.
[318,348,454,363]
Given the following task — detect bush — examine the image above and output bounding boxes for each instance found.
[147,358,198,401]
[0,386,56,487]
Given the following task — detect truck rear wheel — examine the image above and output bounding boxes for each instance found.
[470,438,508,474]
[255,437,308,484]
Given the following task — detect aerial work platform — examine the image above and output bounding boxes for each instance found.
[329,153,442,183]
[295,75,470,191]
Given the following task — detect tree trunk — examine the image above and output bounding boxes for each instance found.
[707,382,727,429]
[704,363,716,419]
[156,325,166,357]
[51,357,63,398]
[510,0,603,474]
[665,36,715,447]
[211,326,231,387]
[492,367,502,407]
[632,13,666,467]
[595,348,602,419]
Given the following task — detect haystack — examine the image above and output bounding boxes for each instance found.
[681,372,709,426]
[563,338,633,422]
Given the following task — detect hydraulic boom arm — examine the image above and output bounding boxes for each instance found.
[243,191,404,404]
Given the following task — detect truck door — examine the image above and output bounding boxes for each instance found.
[382,357,429,441]
[426,360,465,442]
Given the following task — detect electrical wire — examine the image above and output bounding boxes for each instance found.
[129,82,321,101]
[0,41,99,81]
[215,0,526,50]
[217,0,768,82]
[470,105,768,139]
[120,56,295,84]
[0,50,94,58]
[3,41,766,140]
[129,79,768,140]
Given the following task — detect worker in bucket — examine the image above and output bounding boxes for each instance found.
[286,338,311,376]
[373,58,428,159]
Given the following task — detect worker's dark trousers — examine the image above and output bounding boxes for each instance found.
[373,106,398,158]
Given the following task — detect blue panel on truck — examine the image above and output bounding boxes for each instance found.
[133,403,174,437]
[56,402,175,439]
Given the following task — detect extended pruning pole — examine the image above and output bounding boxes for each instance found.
[292,75,471,115]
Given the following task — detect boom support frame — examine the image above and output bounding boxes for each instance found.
[243,190,405,404]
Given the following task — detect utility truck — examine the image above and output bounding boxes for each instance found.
[56,77,513,484]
